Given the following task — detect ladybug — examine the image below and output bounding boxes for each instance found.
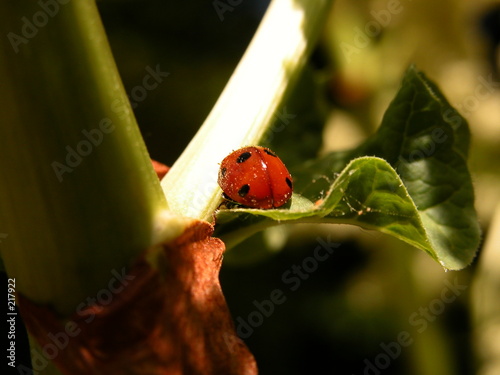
[218,146,293,209]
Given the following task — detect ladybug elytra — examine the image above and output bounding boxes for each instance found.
[217,146,293,209]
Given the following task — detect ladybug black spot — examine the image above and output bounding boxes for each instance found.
[220,167,227,178]
[263,148,277,157]
[286,177,293,189]
[237,152,252,163]
[238,184,250,197]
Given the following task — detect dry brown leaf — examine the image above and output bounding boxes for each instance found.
[19,221,257,375]
[151,159,170,180]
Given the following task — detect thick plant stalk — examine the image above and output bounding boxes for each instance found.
[0,2,174,316]
[161,0,333,221]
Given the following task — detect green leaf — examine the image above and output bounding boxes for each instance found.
[215,66,481,270]
[217,157,427,253]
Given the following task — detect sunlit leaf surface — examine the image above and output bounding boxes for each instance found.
[216,66,480,270]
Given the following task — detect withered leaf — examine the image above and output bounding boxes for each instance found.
[19,221,257,375]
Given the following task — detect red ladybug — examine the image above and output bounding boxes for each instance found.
[218,146,293,209]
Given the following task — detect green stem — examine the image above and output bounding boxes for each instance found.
[0,1,174,315]
[161,0,333,221]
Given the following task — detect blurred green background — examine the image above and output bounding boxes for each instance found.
[11,0,500,374]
